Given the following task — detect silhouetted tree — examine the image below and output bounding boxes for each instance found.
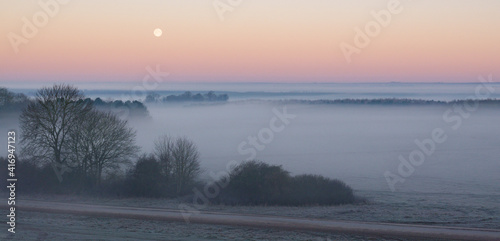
[192,93,204,101]
[0,87,29,113]
[126,154,163,197]
[69,110,140,187]
[0,87,13,106]
[171,137,201,195]
[19,84,93,169]
[154,135,174,181]
[205,91,216,101]
[145,93,160,103]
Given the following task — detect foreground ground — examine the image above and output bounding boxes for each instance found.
[5,211,400,241]
[1,199,499,240]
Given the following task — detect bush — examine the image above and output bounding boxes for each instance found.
[125,154,165,197]
[286,174,354,205]
[217,161,290,205]
[215,161,356,206]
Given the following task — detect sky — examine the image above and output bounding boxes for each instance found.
[1,0,499,84]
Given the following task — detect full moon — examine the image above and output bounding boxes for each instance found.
[153,28,162,37]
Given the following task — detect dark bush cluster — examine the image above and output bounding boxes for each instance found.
[123,153,199,198]
[3,157,357,206]
[0,134,201,198]
[124,155,166,197]
[287,174,355,205]
[0,157,86,194]
[0,155,195,198]
[215,161,356,206]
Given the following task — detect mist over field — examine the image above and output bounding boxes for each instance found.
[134,101,500,195]
[3,83,500,196]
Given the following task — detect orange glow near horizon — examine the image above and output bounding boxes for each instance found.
[1,0,499,83]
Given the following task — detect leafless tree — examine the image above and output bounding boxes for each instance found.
[71,110,140,187]
[154,135,174,179]
[154,135,201,195]
[171,137,201,195]
[20,84,92,169]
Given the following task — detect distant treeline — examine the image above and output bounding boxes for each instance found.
[0,87,29,114]
[145,91,229,103]
[88,97,150,119]
[272,98,500,106]
[213,161,359,206]
[0,87,150,120]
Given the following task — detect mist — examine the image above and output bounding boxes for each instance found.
[131,102,500,195]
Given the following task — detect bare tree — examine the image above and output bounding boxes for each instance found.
[171,137,201,195]
[154,135,174,179]
[20,84,92,171]
[71,110,140,187]
[154,135,201,195]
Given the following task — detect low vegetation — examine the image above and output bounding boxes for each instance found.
[215,161,356,206]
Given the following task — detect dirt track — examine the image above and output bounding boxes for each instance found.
[3,200,500,240]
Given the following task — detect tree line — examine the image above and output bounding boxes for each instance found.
[145,91,229,103]
[274,98,500,106]
[0,87,29,115]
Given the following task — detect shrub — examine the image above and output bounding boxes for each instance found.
[125,155,164,197]
[216,161,356,206]
[216,161,290,205]
[286,174,354,205]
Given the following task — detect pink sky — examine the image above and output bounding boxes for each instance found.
[1,0,499,83]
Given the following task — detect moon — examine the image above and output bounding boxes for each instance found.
[153,28,162,37]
